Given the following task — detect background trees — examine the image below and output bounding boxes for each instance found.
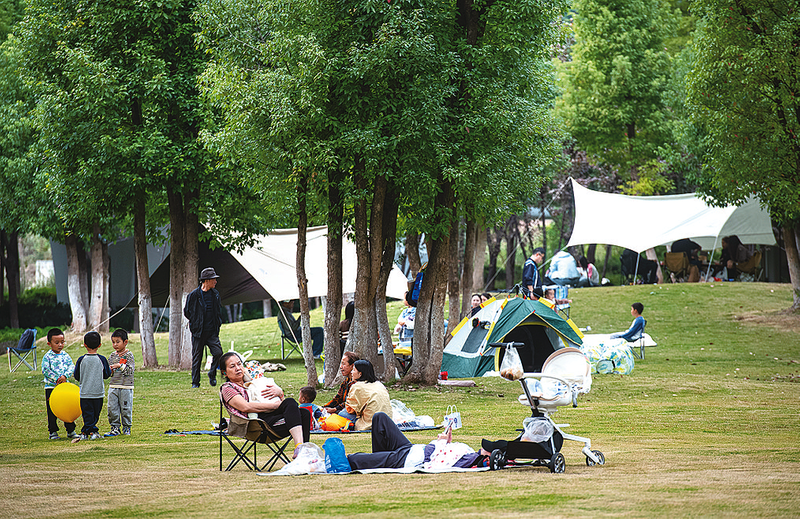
[686,0,800,311]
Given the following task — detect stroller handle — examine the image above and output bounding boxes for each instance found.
[488,341,526,349]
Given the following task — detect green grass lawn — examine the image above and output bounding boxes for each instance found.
[1,282,798,518]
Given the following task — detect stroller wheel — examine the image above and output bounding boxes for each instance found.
[549,452,565,473]
[586,450,605,466]
[489,449,506,471]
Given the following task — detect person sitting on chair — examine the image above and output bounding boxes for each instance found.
[347,412,489,470]
[610,303,646,342]
[277,300,324,358]
[219,352,310,451]
[547,251,581,287]
[718,235,752,279]
[345,360,392,431]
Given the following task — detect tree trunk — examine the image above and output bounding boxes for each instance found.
[601,244,612,281]
[460,218,476,317]
[134,198,158,367]
[406,231,422,277]
[89,224,105,331]
[324,172,344,388]
[473,222,486,291]
[3,231,20,329]
[167,187,186,368]
[379,189,400,382]
[100,240,110,333]
[404,180,453,385]
[587,244,597,265]
[504,217,518,291]
[447,217,461,324]
[65,234,88,333]
[783,223,800,312]
[296,176,318,387]
[351,165,385,369]
[181,195,199,370]
[0,233,5,307]
[77,239,89,318]
[540,185,547,256]
[486,225,502,291]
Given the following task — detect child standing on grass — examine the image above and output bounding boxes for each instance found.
[42,328,78,440]
[72,331,111,442]
[105,329,135,437]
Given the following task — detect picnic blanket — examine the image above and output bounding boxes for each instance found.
[261,466,490,476]
[311,424,441,435]
[164,429,220,436]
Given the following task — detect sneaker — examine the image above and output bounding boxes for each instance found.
[89,432,102,440]
[191,383,200,388]
[122,427,131,436]
[104,428,120,438]
[71,434,86,444]
[67,431,79,439]
[208,372,217,387]
[49,432,60,440]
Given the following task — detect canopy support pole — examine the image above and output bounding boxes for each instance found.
[705,235,721,281]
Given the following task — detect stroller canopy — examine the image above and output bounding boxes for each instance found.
[442,297,583,379]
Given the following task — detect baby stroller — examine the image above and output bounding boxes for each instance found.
[487,343,604,473]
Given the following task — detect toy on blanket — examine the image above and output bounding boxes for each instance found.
[580,338,635,375]
[319,414,354,432]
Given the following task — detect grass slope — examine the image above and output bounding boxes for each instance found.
[1,283,798,518]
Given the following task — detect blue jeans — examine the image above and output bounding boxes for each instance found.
[338,410,357,421]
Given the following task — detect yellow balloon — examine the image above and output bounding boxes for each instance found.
[50,382,81,423]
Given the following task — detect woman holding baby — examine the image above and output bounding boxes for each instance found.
[219,351,310,449]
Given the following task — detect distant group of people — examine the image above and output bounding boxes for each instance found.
[522,247,599,299]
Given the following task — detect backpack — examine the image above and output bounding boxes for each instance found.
[323,437,351,473]
[407,264,426,307]
[17,329,35,350]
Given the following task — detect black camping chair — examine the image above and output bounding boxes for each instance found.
[218,395,292,472]
[8,329,38,372]
[276,320,301,360]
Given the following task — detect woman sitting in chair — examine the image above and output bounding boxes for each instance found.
[219,352,310,450]
[345,359,392,431]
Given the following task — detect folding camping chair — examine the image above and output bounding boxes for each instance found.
[736,250,762,281]
[277,320,301,360]
[629,319,648,360]
[8,328,37,372]
[664,252,690,283]
[393,324,413,377]
[218,397,292,472]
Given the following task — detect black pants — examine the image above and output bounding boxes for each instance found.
[257,398,311,443]
[80,397,104,435]
[191,331,223,385]
[45,388,76,434]
[293,327,324,356]
[347,412,413,470]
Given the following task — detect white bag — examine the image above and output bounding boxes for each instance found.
[442,405,462,430]
[271,442,327,475]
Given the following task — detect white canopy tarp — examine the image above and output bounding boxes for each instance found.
[567,179,776,253]
[233,226,409,301]
[138,226,410,306]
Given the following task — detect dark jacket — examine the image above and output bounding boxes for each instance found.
[183,285,222,338]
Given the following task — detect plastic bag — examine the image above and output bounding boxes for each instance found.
[520,418,554,443]
[323,437,351,473]
[500,345,524,380]
[391,399,416,424]
[271,442,326,475]
[442,405,462,430]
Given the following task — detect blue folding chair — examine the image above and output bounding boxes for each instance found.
[8,328,37,372]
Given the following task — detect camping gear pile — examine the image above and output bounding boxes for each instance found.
[580,338,636,375]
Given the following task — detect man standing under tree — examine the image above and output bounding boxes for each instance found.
[522,247,545,300]
[184,268,223,388]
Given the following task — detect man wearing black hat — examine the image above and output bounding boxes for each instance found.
[184,267,224,388]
